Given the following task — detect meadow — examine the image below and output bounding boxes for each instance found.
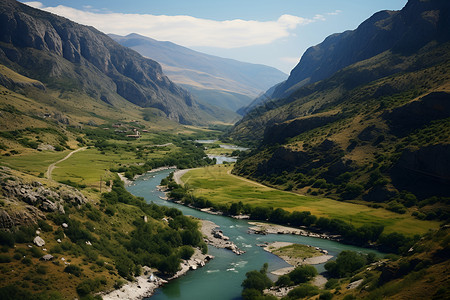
[181,165,441,235]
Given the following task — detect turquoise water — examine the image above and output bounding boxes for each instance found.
[126,169,382,300]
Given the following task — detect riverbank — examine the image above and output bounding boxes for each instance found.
[248,221,339,241]
[101,249,212,300]
[118,166,177,187]
[107,170,213,300]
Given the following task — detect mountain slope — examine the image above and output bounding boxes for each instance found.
[109,33,287,113]
[229,0,450,221]
[269,0,450,100]
[0,0,217,125]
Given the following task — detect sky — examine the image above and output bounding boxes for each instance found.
[22,0,408,74]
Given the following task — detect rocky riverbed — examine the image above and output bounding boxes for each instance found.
[200,219,245,255]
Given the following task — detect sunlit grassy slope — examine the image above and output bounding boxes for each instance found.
[181,165,440,235]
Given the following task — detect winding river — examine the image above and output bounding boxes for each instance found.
[126,169,382,300]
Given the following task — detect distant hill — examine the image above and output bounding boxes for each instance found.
[228,0,450,212]
[0,0,228,125]
[109,33,287,114]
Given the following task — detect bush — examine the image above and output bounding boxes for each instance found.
[76,278,101,296]
[288,265,318,284]
[325,251,367,278]
[325,278,339,289]
[37,220,53,232]
[320,291,334,300]
[242,264,272,292]
[179,246,194,260]
[287,284,319,299]
[64,265,83,277]
[0,254,11,263]
[275,274,293,287]
[0,231,15,248]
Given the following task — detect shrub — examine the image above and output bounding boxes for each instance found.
[64,265,83,277]
[325,278,339,289]
[275,274,293,287]
[179,246,195,260]
[242,264,272,292]
[76,278,101,296]
[288,265,318,284]
[287,284,319,299]
[325,251,367,278]
[320,291,334,300]
[37,220,53,232]
[0,254,11,263]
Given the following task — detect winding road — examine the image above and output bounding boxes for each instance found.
[46,147,87,180]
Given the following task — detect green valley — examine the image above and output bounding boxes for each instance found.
[1,0,449,299]
[180,165,440,236]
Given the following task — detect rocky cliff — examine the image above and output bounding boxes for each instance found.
[0,167,87,228]
[0,0,210,124]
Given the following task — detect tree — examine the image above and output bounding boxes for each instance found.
[325,250,367,278]
[275,274,293,287]
[288,265,318,284]
[242,264,272,292]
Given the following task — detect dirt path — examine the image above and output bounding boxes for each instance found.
[46,147,87,180]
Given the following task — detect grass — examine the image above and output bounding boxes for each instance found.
[271,244,322,259]
[0,150,70,176]
[52,145,177,187]
[181,165,441,236]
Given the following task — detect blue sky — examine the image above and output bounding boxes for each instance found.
[23,0,408,73]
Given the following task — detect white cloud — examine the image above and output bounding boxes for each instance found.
[23,2,324,49]
[327,10,342,16]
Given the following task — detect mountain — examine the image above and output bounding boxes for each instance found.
[266,0,450,100]
[109,33,287,114]
[229,0,450,214]
[0,0,222,125]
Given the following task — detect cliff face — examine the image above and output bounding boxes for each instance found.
[271,0,450,99]
[0,0,208,124]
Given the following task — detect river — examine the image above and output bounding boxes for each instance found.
[126,168,382,300]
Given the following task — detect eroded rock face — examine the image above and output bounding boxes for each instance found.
[0,170,87,227]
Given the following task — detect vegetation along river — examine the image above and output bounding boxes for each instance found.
[126,168,383,300]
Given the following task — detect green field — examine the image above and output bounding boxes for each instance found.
[0,150,69,176]
[181,165,441,235]
[52,144,176,186]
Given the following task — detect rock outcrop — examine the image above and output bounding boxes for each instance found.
[0,168,87,228]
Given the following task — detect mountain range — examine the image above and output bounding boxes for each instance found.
[109,33,287,114]
[230,0,450,205]
[0,0,236,125]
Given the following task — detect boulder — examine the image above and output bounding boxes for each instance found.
[33,236,45,247]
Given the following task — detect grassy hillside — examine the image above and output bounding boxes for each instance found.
[0,63,225,298]
[229,42,450,228]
